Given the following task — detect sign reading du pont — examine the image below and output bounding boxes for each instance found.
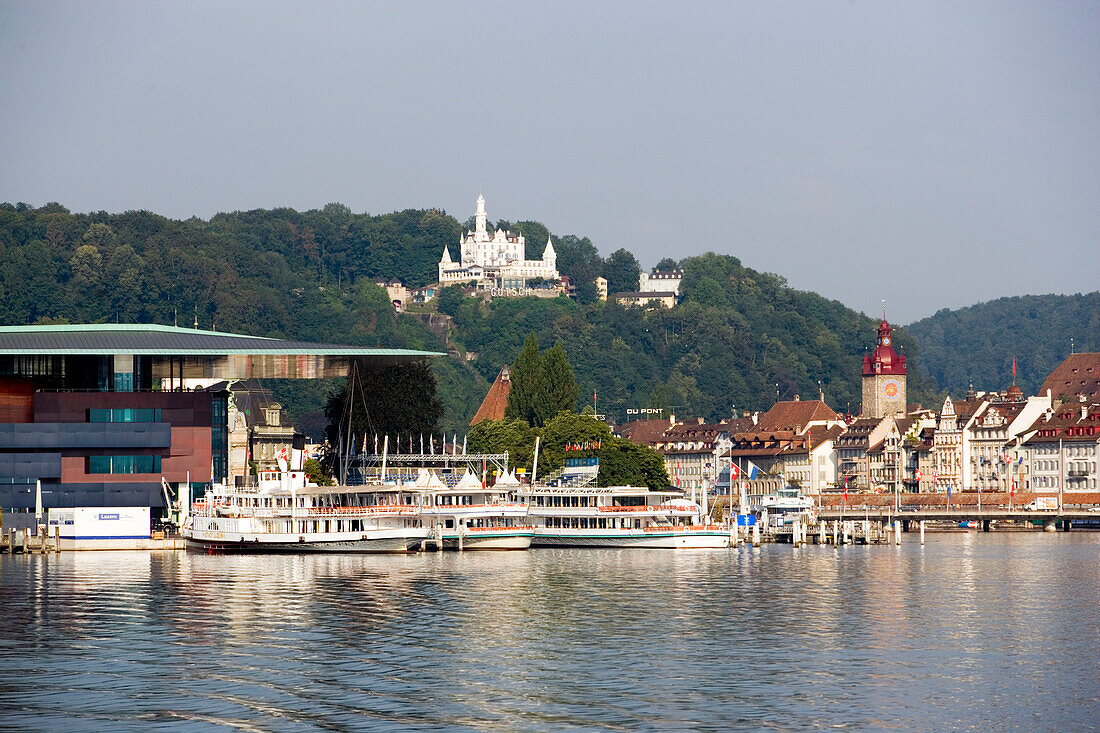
[626,408,664,417]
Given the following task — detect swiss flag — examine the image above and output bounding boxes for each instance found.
[729,462,740,480]
[915,469,922,482]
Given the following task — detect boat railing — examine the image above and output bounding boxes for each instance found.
[421,502,527,511]
[643,524,725,533]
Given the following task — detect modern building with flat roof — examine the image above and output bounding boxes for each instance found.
[0,324,439,515]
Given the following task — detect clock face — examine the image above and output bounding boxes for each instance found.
[883,379,899,398]
[882,337,891,346]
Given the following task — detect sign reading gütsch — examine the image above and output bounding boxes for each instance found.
[625,408,664,417]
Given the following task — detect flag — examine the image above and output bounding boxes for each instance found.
[1012,357,1016,380]
[745,460,761,480]
[843,476,848,500]
[362,435,367,452]
[947,484,952,502]
[729,462,740,481]
[915,469,922,482]
[676,460,681,488]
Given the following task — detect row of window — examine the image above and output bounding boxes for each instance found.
[88,408,162,423]
[88,455,161,474]
[545,517,642,529]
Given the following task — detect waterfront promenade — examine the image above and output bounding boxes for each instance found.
[3,536,1098,730]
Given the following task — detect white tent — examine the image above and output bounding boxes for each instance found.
[491,469,522,489]
[412,468,446,490]
[454,469,483,491]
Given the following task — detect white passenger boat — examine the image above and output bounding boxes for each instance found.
[182,469,428,553]
[754,487,817,531]
[517,484,730,549]
[410,469,533,550]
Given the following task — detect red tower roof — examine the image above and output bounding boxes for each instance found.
[862,320,907,376]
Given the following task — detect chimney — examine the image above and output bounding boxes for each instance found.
[793,394,800,401]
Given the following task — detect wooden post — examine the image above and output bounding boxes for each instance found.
[894,520,902,545]
[7,529,13,554]
[54,524,61,553]
[792,520,801,547]
[920,520,925,545]
[752,522,760,547]
[832,520,838,546]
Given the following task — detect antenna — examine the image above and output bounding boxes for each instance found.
[881,299,886,320]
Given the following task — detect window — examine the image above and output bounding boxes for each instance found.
[88,408,162,423]
[88,455,162,474]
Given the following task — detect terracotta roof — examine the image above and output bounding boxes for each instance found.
[470,367,511,426]
[807,425,846,445]
[1041,353,1100,403]
[756,399,839,432]
[720,417,757,434]
[1023,402,1100,444]
[617,418,671,446]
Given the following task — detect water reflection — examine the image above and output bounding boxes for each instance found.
[1,534,1099,731]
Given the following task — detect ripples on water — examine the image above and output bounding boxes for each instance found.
[2,534,1099,731]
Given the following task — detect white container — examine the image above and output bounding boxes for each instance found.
[48,507,150,539]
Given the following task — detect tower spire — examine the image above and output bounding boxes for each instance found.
[475,194,487,235]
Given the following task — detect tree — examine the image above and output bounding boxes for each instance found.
[654,257,679,272]
[303,458,333,485]
[325,359,443,451]
[467,417,538,473]
[533,341,580,425]
[597,437,669,489]
[436,285,465,316]
[505,332,541,425]
[602,248,641,294]
[538,410,613,476]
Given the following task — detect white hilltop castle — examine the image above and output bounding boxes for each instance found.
[438,195,559,287]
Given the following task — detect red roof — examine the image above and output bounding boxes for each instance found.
[756,399,839,432]
[617,418,672,446]
[862,320,907,376]
[1040,353,1100,402]
[470,367,511,426]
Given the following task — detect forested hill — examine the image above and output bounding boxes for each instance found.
[0,201,949,435]
[906,293,1100,397]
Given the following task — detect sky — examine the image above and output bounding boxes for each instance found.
[1,1,1097,323]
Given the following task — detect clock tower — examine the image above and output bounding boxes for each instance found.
[861,320,907,418]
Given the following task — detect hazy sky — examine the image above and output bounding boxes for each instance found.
[2,1,1097,323]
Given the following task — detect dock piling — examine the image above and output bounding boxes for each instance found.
[920,520,925,545]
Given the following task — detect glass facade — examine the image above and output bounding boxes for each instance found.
[88,408,162,423]
[88,455,162,474]
[211,393,228,481]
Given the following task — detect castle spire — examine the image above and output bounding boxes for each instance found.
[475,194,487,235]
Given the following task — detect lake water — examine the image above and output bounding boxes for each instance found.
[2,533,1099,731]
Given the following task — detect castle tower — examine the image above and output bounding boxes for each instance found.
[861,319,907,418]
[475,194,487,236]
